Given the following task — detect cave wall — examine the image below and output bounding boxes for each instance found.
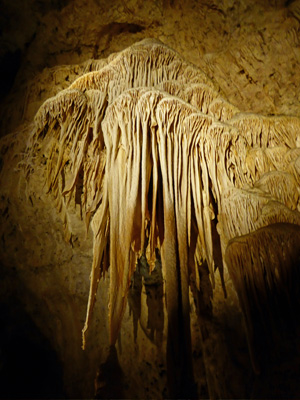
[1,0,300,137]
[0,1,300,399]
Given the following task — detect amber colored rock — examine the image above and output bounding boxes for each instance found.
[1,3,300,399]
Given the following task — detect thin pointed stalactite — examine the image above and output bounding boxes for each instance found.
[23,39,300,398]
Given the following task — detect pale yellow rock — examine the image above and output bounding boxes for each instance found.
[1,9,300,395]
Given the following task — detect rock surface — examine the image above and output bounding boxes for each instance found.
[1,1,300,399]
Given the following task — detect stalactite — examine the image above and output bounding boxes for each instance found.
[225,223,300,373]
[23,38,300,397]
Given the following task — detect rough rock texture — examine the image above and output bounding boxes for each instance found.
[2,0,300,137]
[0,1,300,399]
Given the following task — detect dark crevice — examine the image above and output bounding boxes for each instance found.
[208,186,227,298]
[33,0,71,14]
[128,251,164,346]
[93,23,144,58]
[99,22,144,37]
[0,297,64,399]
[0,49,22,101]
[94,346,124,399]
[285,0,296,6]
[75,165,84,214]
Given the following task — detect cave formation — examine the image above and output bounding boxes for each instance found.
[1,2,300,399]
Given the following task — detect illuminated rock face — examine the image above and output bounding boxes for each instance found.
[1,39,300,399]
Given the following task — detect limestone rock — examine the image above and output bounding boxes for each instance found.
[1,3,300,399]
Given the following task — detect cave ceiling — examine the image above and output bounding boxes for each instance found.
[0,1,300,399]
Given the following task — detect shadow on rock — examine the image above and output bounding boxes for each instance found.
[94,346,124,399]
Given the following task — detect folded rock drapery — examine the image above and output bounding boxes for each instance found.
[23,38,300,397]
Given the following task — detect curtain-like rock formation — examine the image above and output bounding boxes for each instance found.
[1,38,300,398]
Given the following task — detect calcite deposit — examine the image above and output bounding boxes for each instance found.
[1,1,300,399]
